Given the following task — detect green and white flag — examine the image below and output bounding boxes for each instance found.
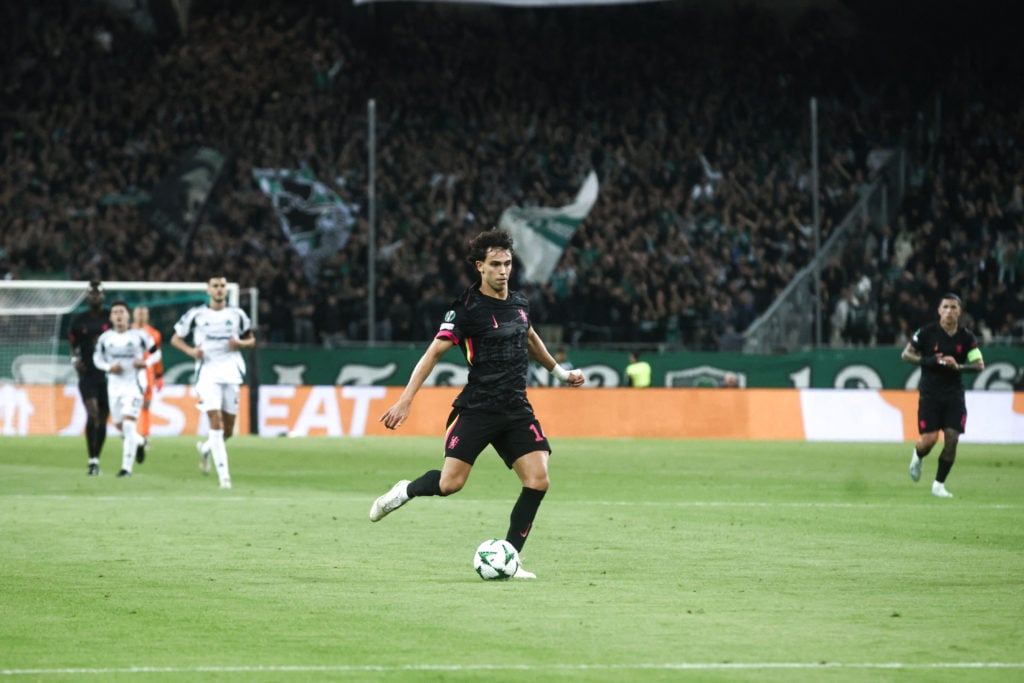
[252,167,358,281]
[499,171,599,285]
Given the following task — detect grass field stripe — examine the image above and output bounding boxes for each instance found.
[4,494,1020,510]
[4,662,1024,675]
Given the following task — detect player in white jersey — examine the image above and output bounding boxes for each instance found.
[92,301,162,478]
[171,276,255,489]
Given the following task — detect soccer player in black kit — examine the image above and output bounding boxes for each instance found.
[68,280,111,475]
[901,293,985,498]
[371,228,585,578]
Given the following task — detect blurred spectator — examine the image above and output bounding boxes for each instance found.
[291,283,316,345]
[316,291,347,348]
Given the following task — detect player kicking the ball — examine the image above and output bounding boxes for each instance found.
[371,228,584,579]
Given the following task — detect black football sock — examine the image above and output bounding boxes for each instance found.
[96,412,108,453]
[407,469,442,498]
[506,487,546,553]
[86,420,102,458]
[935,449,956,484]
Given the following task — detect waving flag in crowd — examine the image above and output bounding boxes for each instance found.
[499,171,599,285]
[252,167,358,281]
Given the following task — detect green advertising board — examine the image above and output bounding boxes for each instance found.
[7,344,1022,391]
[173,345,1024,390]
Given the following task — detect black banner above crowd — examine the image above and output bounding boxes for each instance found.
[142,147,226,250]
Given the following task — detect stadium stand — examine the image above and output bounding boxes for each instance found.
[1,0,1021,349]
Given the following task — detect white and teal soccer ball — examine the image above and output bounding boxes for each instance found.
[473,538,520,580]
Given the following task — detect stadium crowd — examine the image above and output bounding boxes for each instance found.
[1,0,1022,349]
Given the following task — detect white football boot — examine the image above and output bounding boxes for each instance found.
[511,565,537,580]
[369,480,411,522]
[909,450,922,482]
[197,441,211,475]
[931,481,953,498]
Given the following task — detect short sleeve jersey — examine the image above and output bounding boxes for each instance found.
[910,321,980,399]
[436,286,533,414]
[93,328,157,393]
[69,310,110,372]
[173,305,252,385]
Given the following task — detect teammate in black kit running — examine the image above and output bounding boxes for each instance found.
[68,280,111,475]
[901,293,985,498]
[370,228,585,578]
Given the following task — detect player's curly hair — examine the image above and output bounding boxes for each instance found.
[466,228,514,264]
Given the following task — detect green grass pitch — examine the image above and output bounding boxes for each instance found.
[1,436,1022,682]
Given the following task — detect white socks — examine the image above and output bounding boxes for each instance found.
[206,429,231,486]
[121,420,139,473]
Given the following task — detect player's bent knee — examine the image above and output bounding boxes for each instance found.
[438,472,467,496]
[438,480,464,496]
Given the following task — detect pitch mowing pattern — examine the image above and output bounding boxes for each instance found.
[1,435,1022,683]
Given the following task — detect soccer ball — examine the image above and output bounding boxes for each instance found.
[473,538,520,580]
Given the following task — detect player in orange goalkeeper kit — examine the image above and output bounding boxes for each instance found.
[131,306,164,463]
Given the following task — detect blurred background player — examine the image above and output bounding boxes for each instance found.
[625,352,652,387]
[901,293,985,498]
[92,301,161,477]
[68,280,110,475]
[171,276,255,490]
[131,305,164,463]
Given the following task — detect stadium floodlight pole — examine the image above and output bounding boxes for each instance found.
[367,97,377,345]
[811,96,822,349]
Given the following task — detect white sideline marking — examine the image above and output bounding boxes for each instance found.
[588,500,1021,509]
[3,662,1024,676]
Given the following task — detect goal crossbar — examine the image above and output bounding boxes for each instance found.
[0,281,240,386]
[0,280,239,309]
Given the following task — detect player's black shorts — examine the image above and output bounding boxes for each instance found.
[443,408,551,468]
[917,393,967,434]
[78,370,109,409]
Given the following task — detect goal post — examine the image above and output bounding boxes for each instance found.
[0,280,240,385]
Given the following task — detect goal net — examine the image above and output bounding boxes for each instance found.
[0,281,240,385]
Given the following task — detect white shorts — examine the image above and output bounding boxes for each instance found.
[194,380,241,415]
[109,388,143,424]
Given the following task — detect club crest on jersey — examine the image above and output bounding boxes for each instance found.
[517,309,527,323]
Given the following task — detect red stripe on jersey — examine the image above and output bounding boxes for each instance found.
[436,330,459,345]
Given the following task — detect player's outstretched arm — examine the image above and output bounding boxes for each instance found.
[379,338,452,430]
